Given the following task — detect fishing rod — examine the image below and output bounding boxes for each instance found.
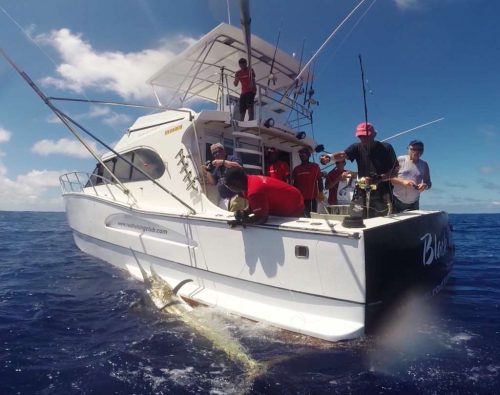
[286,38,306,125]
[307,61,318,109]
[319,118,445,171]
[268,23,282,87]
[359,54,368,125]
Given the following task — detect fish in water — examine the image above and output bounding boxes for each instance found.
[135,262,261,373]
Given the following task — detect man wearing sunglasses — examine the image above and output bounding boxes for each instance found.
[391,140,432,212]
[203,143,243,210]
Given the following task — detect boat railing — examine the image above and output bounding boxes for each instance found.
[256,83,313,129]
[59,172,130,203]
[216,70,312,129]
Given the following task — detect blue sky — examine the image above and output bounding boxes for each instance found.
[0,0,498,213]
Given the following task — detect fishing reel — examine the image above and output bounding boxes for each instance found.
[204,160,215,172]
[227,210,251,228]
[357,175,378,191]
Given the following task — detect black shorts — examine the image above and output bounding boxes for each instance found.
[239,91,256,113]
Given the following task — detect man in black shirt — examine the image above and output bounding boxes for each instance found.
[322,122,398,217]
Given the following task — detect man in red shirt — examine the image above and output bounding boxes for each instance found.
[325,160,346,205]
[265,148,290,183]
[234,58,257,121]
[292,147,322,217]
[223,167,304,225]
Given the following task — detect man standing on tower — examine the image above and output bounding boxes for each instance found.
[234,57,257,121]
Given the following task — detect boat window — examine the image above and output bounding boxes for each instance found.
[130,148,165,181]
[102,158,115,181]
[113,153,134,180]
[96,148,165,183]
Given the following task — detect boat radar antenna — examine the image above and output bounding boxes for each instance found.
[359,54,369,126]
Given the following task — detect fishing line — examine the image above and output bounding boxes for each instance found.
[381,118,445,142]
[316,0,378,77]
[0,4,60,69]
[1,4,127,140]
[295,0,369,82]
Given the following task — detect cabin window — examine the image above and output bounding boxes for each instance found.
[130,148,165,181]
[95,148,165,183]
[113,153,134,180]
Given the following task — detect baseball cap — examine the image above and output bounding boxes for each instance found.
[355,122,375,137]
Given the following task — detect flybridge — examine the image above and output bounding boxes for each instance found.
[147,23,314,130]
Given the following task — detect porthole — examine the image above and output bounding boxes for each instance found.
[295,245,309,259]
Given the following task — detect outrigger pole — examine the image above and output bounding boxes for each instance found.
[295,0,368,82]
[0,48,197,215]
[239,0,253,85]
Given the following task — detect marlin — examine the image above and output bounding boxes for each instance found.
[135,261,261,373]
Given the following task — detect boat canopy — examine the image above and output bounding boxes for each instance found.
[148,23,309,105]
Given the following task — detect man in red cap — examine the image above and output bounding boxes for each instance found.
[321,122,398,217]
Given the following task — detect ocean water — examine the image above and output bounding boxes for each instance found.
[0,211,499,394]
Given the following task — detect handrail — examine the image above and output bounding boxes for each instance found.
[59,172,130,204]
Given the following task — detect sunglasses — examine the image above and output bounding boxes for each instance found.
[409,147,423,152]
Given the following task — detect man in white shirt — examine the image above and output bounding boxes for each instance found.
[391,140,432,212]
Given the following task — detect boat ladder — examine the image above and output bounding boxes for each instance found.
[231,120,263,175]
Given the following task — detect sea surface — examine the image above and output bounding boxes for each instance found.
[0,211,499,394]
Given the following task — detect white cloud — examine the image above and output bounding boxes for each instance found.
[16,169,63,188]
[86,105,132,126]
[0,164,67,211]
[35,28,195,101]
[46,113,63,124]
[31,137,103,159]
[102,112,132,127]
[0,127,12,143]
[480,165,500,175]
[394,0,421,10]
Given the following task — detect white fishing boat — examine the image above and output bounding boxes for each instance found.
[2,5,454,342]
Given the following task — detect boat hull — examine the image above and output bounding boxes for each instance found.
[363,211,454,330]
[64,194,454,341]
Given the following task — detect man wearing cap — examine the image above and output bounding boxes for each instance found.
[292,147,322,217]
[234,58,257,121]
[202,143,244,210]
[391,140,432,212]
[322,122,398,217]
